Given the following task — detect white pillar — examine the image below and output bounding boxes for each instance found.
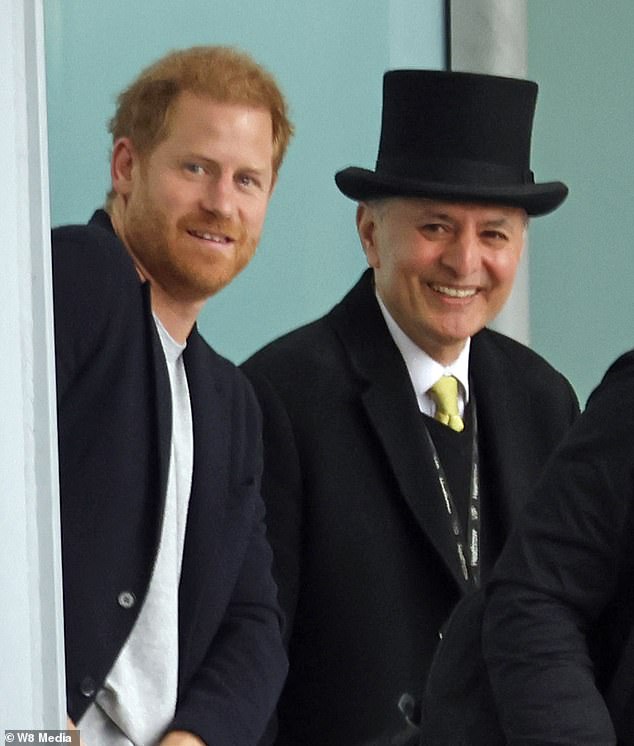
[0,0,66,730]
[449,0,530,344]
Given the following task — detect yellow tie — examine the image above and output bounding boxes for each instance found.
[429,375,464,433]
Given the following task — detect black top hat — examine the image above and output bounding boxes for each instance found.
[335,69,567,216]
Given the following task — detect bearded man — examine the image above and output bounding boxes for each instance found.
[53,46,292,746]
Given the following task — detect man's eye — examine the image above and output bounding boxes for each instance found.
[185,163,205,175]
[421,223,447,235]
[483,230,508,241]
[238,174,258,188]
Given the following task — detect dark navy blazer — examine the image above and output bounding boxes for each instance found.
[53,210,287,744]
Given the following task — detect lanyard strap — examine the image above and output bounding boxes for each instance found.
[423,400,480,588]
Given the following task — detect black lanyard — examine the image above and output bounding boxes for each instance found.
[423,397,480,588]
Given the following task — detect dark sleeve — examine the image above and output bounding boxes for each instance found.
[170,375,288,744]
[482,352,634,745]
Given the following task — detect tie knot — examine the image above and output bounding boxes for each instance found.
[429,375,464,433]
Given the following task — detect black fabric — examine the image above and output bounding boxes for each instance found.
[423,410,473,539]
[422,585,634,745]
[242,270,579,745]
[420,590,504,746]
[335,69,567,215]
[482,350,634,745]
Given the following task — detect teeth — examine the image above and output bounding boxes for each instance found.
[190,230,230,243]
[431,284,477,298]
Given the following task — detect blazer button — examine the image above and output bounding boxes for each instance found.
[117,590,136,609]
[79,676,96,698]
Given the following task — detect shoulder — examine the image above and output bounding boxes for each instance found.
[52,213,138,286]
[575,349,634,444]
[52,213,150,396]
[242,315,343,387]
[473,329,580,424]
[589,349,634,404]
[52,215,139,300]
[475,328,575,391]
[243,272,377,379]
[53,217,114,250]
[242,274,380,385]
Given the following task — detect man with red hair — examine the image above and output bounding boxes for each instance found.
[54,46,293,746]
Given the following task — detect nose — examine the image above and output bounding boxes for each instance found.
[200,172,236,220]
[441,225,481,276]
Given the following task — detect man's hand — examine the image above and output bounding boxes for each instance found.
[159,731,206,746]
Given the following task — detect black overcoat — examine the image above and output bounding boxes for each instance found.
[484,350,634,745]
[242,270,579,745]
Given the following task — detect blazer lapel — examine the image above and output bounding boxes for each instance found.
[179,327,231,532]
[328,272,471,591]
[147,285,172,549]
[177,329,231,604]
[93,211,172,552]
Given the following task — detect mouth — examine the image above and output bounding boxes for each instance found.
[187,229,235,245]
[429,283,478,299]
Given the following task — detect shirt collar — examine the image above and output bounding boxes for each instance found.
[376,293,471,409]
[153,312,187,364]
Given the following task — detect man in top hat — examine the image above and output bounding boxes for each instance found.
[242,70,579,745]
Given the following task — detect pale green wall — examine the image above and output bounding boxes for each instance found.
[528,0,634,405]
[44,1,445,363]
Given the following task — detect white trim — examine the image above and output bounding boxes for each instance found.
[0,0,65,729]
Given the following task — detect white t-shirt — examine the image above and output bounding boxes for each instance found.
[79,316,193,745]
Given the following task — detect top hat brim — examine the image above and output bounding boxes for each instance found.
[335,167,568,217]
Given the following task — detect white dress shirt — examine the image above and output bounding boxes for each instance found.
[375,293,471,418]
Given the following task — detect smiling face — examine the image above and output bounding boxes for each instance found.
[358,197,526,365]
[111,91,275,309]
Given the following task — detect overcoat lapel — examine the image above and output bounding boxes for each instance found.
[328,272,471,591]
[470,333,531,538]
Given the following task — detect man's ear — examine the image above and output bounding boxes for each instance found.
[111,137,137,198]
[356,202,380,268]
